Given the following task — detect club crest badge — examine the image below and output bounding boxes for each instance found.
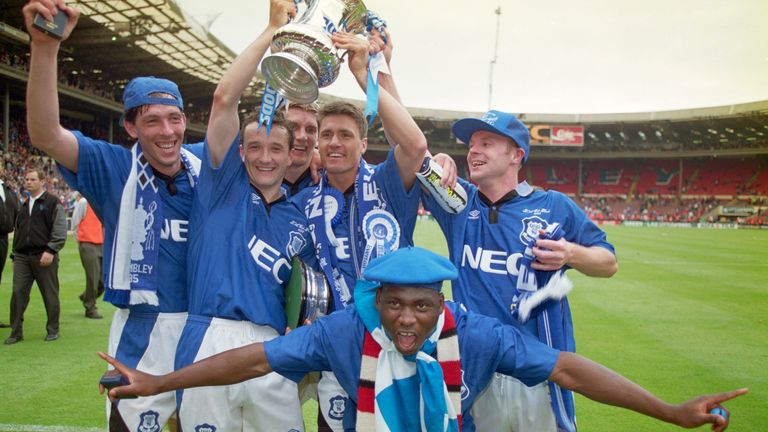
[328,395,346,420]
[137,410,160,432]
[520,215,550,245]
[287,231,307,257]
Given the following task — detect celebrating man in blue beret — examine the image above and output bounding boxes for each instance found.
[100,247,743,432]
[425,110,618,431]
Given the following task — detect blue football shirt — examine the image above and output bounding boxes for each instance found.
[185,136,315,331]
[58,132,203,313]
[264,301,559,431]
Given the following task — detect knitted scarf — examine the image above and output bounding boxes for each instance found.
[514,222,577,432]
[105,143,200,307]
[355,287,462,432]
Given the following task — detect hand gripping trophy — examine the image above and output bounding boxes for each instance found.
[261,0,370,103]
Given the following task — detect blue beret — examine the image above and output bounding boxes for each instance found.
[362,247,458,290]
[123,76,184,112]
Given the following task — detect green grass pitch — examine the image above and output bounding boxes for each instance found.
[0,221,765,431]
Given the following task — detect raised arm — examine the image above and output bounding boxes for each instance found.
[550,352,747,431]
[98,343,273,399]
[23,0,81,172]
[332,32,427,190]
[206,0,295,167]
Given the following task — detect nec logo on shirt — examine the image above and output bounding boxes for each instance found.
[247,236,291,284]
[160,219,188,242]
[461,245,523,275]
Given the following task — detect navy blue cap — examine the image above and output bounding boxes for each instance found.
[452,110,531,163]
[122,76,183,112]
[362,247,458,290]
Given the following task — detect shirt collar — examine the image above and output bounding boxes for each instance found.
[478,181,533,206]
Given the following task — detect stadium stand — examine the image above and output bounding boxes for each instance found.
[1,0,767,226]
[523,159,579,195]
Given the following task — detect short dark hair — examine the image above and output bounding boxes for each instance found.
[25,167,45,181]
[240,110,295,149]
[318,101,367,139]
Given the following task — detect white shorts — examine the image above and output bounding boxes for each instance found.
[176,315,304,432]
[470,373,558,432]
[317,371,349,431]
[106,309,187,431]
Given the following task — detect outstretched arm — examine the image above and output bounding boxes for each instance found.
[550,352,747,432]
[206,0,295,167]
[23,0,81,172]
[98,343,273,399]
[332,32,427,190]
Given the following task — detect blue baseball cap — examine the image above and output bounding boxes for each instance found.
[363,247,458,291]
[452,110,531,163]
[122,76,184,112]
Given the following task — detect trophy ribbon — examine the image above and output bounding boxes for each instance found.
[365,52,389,126]
[258,83,286,135]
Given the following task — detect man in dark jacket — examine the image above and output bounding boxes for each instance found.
[0,165,20,328]
[4,168,67,344]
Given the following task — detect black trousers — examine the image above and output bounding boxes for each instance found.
[0,235,8,284]
[0,235,8,323]
[9,252,60,338]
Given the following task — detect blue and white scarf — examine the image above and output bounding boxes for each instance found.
[514,222,577,432]
[105,144,200,308]
[354,280,461,432]
[306,159,400,308]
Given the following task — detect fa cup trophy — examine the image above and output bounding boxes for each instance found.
[261,0,369,103]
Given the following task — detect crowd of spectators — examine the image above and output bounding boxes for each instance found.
[2,111,766,226]
[1,48,210,125]
[1,117,76,214]
[580,195,722,223]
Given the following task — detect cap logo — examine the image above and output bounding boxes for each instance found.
[482,111,499,125]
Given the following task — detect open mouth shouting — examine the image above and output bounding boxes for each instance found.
[394,330,419,354]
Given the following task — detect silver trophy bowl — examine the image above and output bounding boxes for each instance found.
[261,0,369,103]
[286,257,332,328]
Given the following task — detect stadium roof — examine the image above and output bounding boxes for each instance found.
[1,1,767,155]
[73,0,237,87]
[0,0,259,114]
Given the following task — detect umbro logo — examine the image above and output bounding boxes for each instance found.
[468,210,481,220]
